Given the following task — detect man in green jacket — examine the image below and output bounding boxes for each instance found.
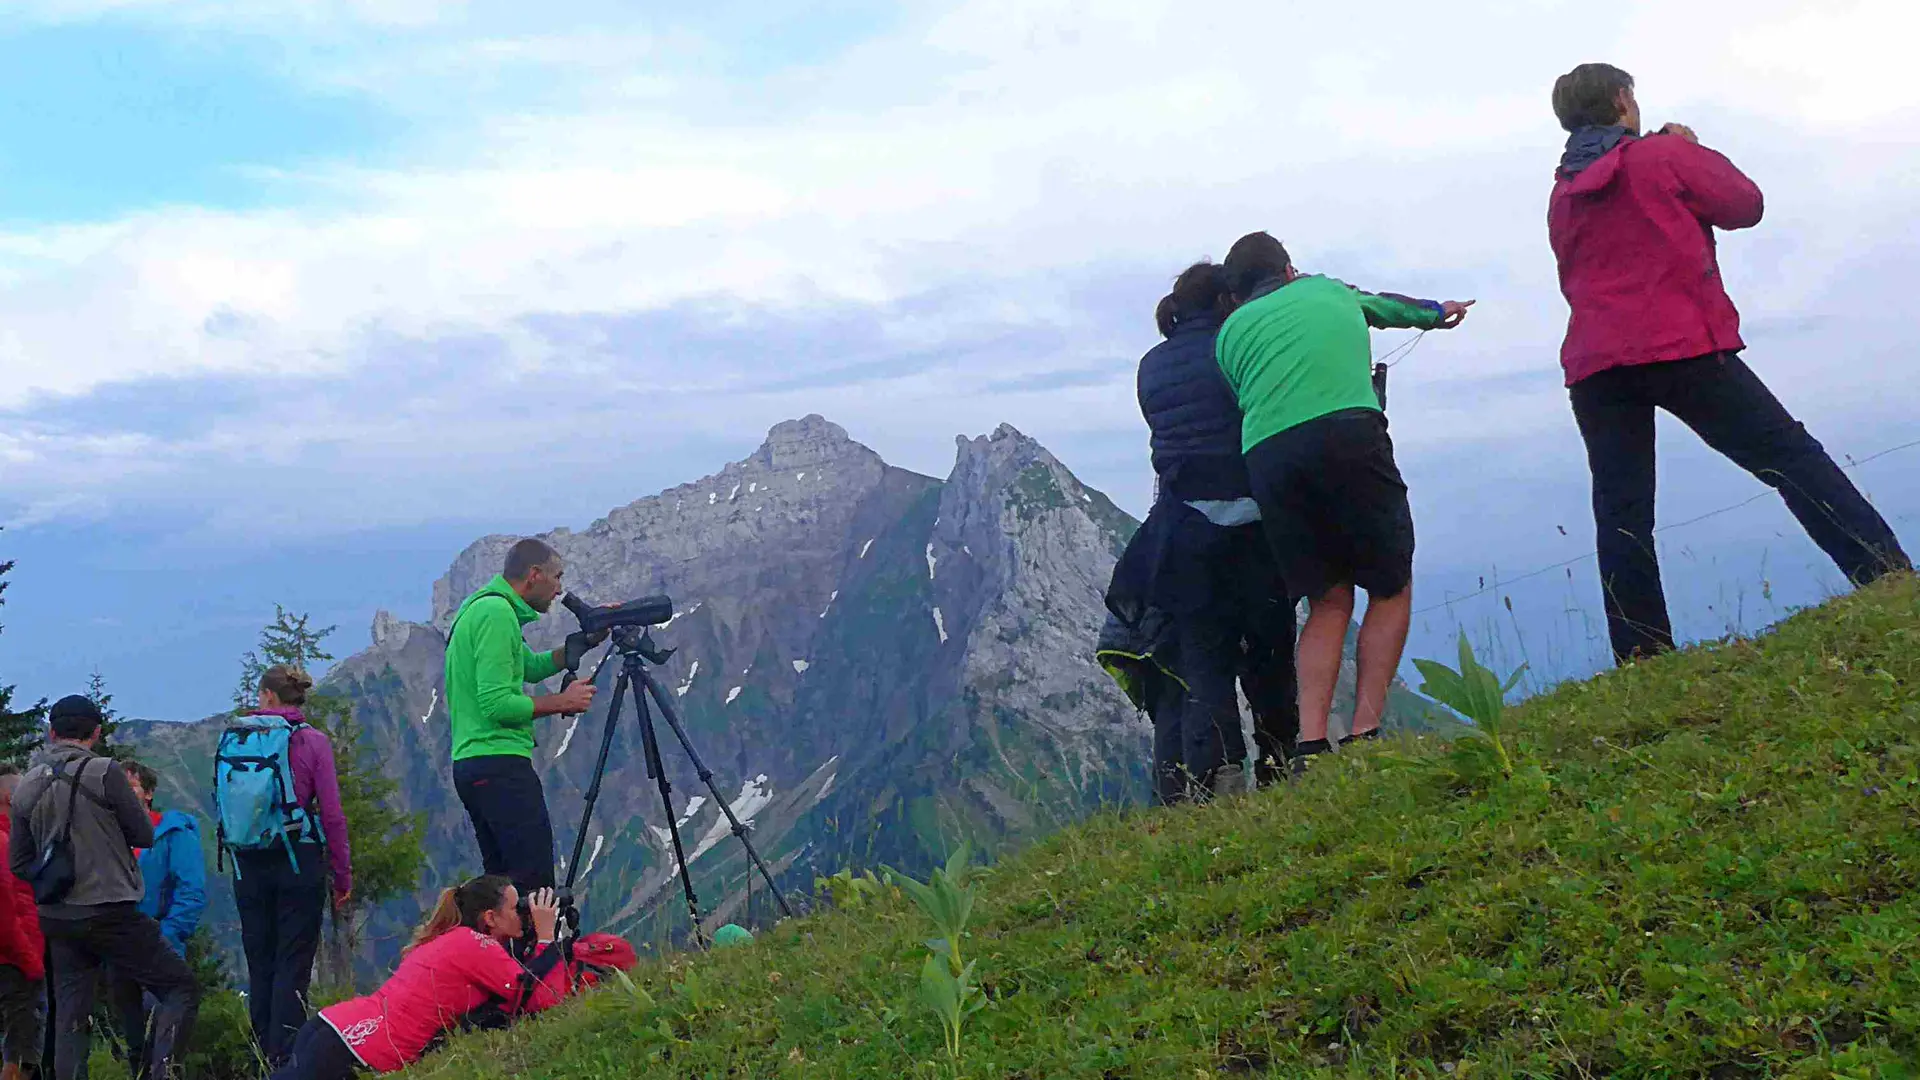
[1216,231,1473,774]
[446,538,599,891]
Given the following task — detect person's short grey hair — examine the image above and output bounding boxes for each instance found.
[504,538,560,582]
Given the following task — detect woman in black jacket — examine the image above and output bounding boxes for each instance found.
[1123,262,1299,797]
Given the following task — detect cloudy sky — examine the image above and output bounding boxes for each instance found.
[2,0,1916,718]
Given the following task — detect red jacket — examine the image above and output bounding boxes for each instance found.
[0,815,44,980]
[1549,133,1765,385]
[319,928,571,1073]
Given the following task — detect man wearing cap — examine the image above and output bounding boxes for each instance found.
[8,695,199,1080]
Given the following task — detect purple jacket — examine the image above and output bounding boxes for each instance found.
[255,706,353,896]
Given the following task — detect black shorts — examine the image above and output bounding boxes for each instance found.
[1246,408,1414,601]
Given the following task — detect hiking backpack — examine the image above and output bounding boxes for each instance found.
[212,712,324,873]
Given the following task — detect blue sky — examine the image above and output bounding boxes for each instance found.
[1,0,1916,718]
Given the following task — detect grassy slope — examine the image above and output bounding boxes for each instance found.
[408,576,1920,1079]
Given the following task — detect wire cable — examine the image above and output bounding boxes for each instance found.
[1413,432,1919,615]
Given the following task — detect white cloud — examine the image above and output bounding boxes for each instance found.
[0,0,1916,531]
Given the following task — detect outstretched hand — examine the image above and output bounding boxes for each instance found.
[1655,122,1698,143]
[1437,300,1475,329]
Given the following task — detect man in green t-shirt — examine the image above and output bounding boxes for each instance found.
[1216,231,1473,773]
[445,537,601,890]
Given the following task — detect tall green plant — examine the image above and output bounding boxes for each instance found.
[307,688,427,990]
[1407,635,1546,793]
[886,846,988,1062]
[1413,634,1527,776]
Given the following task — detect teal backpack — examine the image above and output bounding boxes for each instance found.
[212,712,324,874]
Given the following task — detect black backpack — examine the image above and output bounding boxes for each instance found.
[27,759,102,905]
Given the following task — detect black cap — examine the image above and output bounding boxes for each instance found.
[48,695,103,739]
[49,696,100,724]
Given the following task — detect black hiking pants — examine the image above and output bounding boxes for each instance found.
[269,1016,364,1080]
[235,842,327,1067]
[110,965,152,1080]
[1571,352,1910,663]
[42,904,198,1080]
[454,755,556,893]
[1148,667,1188,807]
[1171,524,1298,794]
[0,964,41,1069]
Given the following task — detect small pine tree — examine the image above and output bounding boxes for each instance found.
[85,667,129,760]
[233,605,336,713]
[307,689,427,992]
[0,534,46,767]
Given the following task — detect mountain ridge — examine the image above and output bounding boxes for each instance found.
[123,414,1434,976]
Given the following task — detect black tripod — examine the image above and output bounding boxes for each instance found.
[560,624,794,947]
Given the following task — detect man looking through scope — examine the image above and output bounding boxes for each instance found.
[445,539,603,893]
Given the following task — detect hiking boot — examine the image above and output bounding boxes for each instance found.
[1289,739,1332,779]
[1205,765,1245,799]
[1339,727,1382,748]
[1254,754,1290,789]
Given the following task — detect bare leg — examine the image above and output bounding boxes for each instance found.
[1350,586,1412,738]
[1295,585,1355,745]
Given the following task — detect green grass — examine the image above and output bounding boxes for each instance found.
[406,576,1920,1079]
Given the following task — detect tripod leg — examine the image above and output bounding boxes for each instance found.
[564,669,629,893]
[630,658,707,944]
[637,665,797,919]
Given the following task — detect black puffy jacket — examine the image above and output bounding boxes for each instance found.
[1135,313,1250,502]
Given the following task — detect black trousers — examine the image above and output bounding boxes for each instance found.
[1571,353,1910,662]
[1170,524,1298,793]
[1147,669,1188,807]
[110,966,151,1080]
[1241,622,1301,778]
[0,964,41,1068]
[235,843,327,1067]
[268,1017,363,1080]
[42,904,198,1080]
[454,755,557,892]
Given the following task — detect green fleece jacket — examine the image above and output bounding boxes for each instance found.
[1216,274,1445,451]
[445,574,563,761]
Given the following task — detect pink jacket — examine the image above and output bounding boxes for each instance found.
[319,928,570,1073]
[1548,132,1765,385]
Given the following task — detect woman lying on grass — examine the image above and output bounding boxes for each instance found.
[270,876,572,1079]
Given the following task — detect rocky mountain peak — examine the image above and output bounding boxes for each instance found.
[370,609,414,652]
[126,414,1442,978]
[753,414,872,471]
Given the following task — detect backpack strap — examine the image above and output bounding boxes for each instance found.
[445,593,516,646]
[52,758,97,846]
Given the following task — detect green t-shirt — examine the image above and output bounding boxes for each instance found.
[1215,275,1443,451]
[444,574,563,761]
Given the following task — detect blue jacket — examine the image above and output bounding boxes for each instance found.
[137,810,207,955]
[1135,314,1252,502]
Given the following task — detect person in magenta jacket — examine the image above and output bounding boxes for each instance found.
[234,665,354,1069]
[268,877,572,1079]
[1548,63,1909,663]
